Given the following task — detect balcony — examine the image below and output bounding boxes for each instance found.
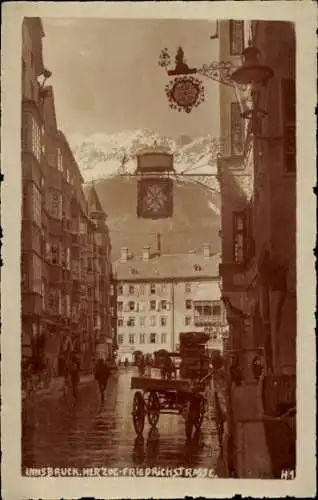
[194,315,222,327]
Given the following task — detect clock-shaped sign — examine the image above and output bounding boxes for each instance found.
[137,178,173,219]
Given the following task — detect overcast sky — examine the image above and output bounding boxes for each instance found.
[42,18,220,141]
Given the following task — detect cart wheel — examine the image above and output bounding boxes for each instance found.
[194,395,205,430]
[147,391,160,427]
[132,391,145,435]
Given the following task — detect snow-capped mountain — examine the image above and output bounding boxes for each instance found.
[69,129,222,261]
[70,129,221,184]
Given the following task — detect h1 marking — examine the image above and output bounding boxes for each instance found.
[281,469,295,479]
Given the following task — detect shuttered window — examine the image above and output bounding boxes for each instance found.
[229,20,244,55]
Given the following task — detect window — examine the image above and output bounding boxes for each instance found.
[185,299,192,310]
[231,102,244,156]
[212,304,221,317]
[31,116,41,162]
[185,316,192,327]
[229,20,244,55]
[32,183,42,227]
[66,248,71,270]
[32,254,42,294]
[129,334,135,345]
[140,316,146,327]
[150,333,156,344]
[160,316,167,327]
[41,280,46,310]
[57,148,63,172]
[51,243,59,265]
[185,283,191,294]
[139,284,145,295]
[66,294,71,317]
[118,334,124,344]
[161,333,167,344]
[150,316,156,327]
[150,284,156,295]
[160,300,167,310]
[117,301,123,312]
[140,333,145,344]
[48,189,62,220]
[66,168,70,183]
[282,78,296,173]
[150,300,156,311]
[110,284,114,296]
[118,318,124,327]
[129,285,135,295]
[128,301,135,311]
[233,211,246,263]
[127,317,135,327]
[117,285,123,295]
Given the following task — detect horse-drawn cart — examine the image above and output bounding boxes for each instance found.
[131,376,206,438]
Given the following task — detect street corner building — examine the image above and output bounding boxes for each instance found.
[21,17,114,384]
[217,20,296,478]
[112,242,229,363]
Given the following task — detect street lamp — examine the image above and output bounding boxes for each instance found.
[230,43,274,135]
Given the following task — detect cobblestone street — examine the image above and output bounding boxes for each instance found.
[22,368,225,475]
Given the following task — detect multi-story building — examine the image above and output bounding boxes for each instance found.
[21,17,114,377]
[217,20,296,475]
[113,243,228,362]
[218,19,296,378]
[84,183,113,362]
[21,17,50,368]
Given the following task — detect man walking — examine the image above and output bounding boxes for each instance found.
[94,358,110,404]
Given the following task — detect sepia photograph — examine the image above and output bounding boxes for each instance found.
[1,2,316,499]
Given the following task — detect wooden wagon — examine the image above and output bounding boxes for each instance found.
[130,375,206,439]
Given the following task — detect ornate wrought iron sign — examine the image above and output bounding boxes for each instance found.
[165,76,205,113]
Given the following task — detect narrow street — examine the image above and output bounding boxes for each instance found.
[22,368,224,475]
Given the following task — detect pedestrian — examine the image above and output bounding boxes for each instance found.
[94,358,110,404]
[138,355,146,376]
[124,357,129,369]
[69,352,80,401]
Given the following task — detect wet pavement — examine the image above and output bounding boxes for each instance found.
[22,368,224,475]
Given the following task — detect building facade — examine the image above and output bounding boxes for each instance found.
[21,17,113,377]
[217,20,296,476]
[218,19,296,378]
[113,244,228,362]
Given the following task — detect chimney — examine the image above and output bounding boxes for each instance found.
[120,247,128,263]
[203,243,212,259]
[142,246,150,261]
[156,233,161,256]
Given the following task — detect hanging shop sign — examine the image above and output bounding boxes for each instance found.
[165,76,205,113]
[137,177,173,219]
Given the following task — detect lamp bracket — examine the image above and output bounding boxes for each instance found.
[197,62,246,90]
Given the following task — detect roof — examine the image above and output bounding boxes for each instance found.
[113,252,220,281]
[83,183,106,215]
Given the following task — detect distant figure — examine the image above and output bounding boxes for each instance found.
[68,352,81,400]
[124,358,129,369]
[138,355,146,377]
[230,357,242,387]
[94,358,111,404]
[252,355,263,380]
[145,354,152,377]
